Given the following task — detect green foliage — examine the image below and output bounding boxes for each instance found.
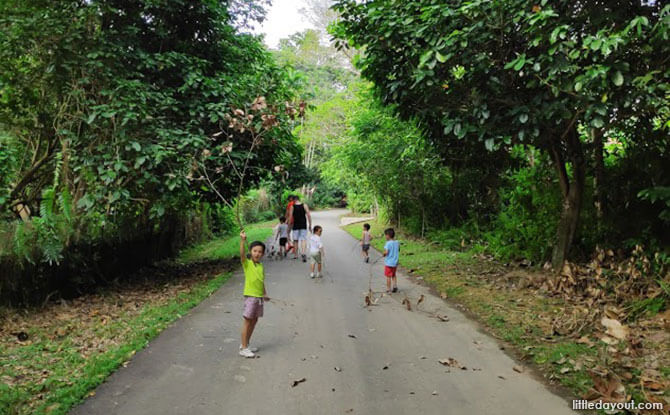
[486,155,561,262]
[323,88,453,234]
[0,0,303,302]
[332,0,670,265]
[0,0,301,280]
[308,180,344,209]
[236,188,277,225]
[178,220,274,263]
[638,186,670,222]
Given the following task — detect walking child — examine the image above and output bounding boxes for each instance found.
[383,228,400,293]
[274,216,289,258]
[309,225,324,278]
[239,230,269,358]
[361,223,372,263]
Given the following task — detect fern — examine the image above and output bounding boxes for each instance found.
[59,187,73,223]
[52,151,63,189]
[13,222,35,264]
[40,188,55,219]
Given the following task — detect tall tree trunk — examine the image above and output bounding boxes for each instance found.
[549,126,586,269]
[592,129,605,221]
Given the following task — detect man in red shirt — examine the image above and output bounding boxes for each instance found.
[285,196,295,254]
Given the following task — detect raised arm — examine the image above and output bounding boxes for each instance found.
[239,230,247,264]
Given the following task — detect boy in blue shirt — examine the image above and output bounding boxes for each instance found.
[383,228,400,293]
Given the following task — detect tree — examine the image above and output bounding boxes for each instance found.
[332,0,670,268]
[0,0,302,264]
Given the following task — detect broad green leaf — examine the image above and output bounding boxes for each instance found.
[419,50,434,67]
[591,117,605,128]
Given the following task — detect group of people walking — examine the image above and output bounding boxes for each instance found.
[237,196,399,358]
[273,195,314,263]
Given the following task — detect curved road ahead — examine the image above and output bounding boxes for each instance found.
[71,209,575,415]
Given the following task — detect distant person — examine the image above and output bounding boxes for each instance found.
[239,230,269,358]
[274,216,289,258]
[383,228,400,293]
[288,196,312,262]
[360,223,372,263]
[285,195,295,240]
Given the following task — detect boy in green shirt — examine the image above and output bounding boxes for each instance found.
[239,230,269,358]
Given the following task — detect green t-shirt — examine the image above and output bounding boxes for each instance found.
[242,258,265,297]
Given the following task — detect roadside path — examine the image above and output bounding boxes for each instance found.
[71,209,575,415]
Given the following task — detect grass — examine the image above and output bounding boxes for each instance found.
[178,220,275,263]
[0,221,273,415]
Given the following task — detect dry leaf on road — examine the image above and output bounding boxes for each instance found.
[435,314,449,322]
[291,377,306,387]
[416,295,424,306]
[439,358,467,370]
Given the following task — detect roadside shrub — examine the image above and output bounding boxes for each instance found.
[486,161,561,262]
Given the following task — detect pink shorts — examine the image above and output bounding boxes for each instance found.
[384,266,397,278]
[243,296,264,319]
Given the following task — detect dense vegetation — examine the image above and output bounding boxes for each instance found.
[1,0,668,302]
[0,0,303,304]
[325,0,670,270]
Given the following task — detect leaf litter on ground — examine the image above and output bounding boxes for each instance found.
[0,259,234,413]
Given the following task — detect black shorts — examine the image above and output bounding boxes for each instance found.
[362,244,370,252]
[279,237,288,246]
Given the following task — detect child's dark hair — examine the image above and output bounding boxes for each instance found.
[280,216,286,223]
[363,223,370,230]
[313,225,322,233]
[248,241,266,254]
[384,228,395,238]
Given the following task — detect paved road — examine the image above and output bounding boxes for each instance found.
[71,209,575,415]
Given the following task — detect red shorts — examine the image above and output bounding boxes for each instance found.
[384,266,397,278]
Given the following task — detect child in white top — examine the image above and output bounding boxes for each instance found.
[309,225,324,278]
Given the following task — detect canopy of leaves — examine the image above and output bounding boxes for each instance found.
[332,0,670,265]
[0,0,302,265]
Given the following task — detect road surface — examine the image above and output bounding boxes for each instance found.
[71,209,575,415]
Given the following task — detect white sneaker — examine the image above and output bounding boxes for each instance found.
[310,272,315,278]
[317,272,322,278]
[239,345,258,352]
[239,348,255,358]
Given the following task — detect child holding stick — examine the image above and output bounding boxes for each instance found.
[383,228,400,293]
[239,230,269,358]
